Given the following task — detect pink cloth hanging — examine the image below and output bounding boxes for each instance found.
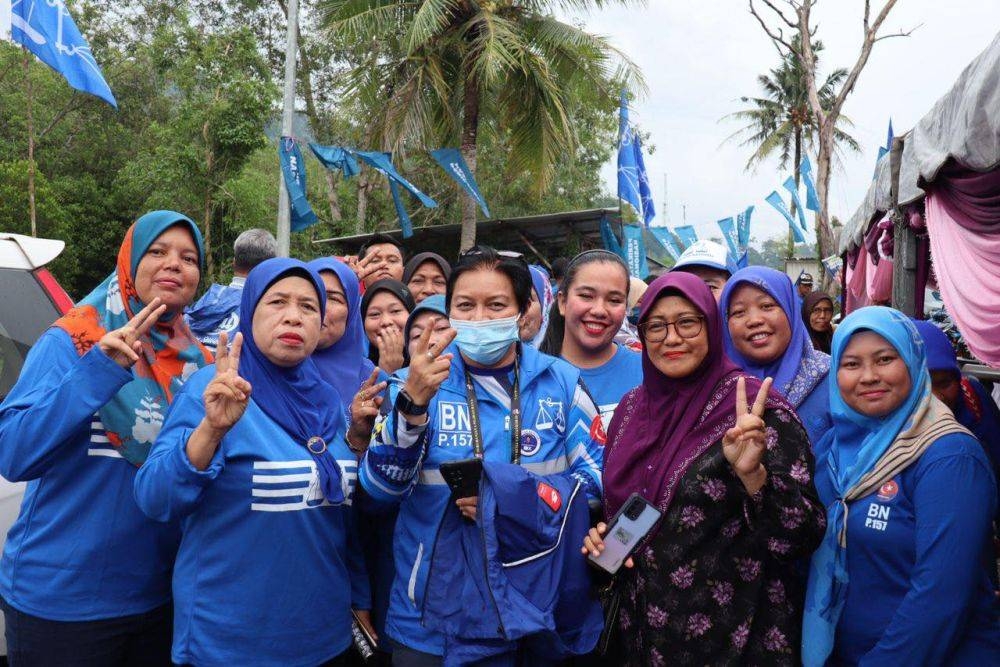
[846,244,870,313]
[926,190,1000,367]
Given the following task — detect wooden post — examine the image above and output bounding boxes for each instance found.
[890,135,917,316]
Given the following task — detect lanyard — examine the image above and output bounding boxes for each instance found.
[463,357,521,465]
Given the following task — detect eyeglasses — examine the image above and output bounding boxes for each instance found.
[811,306,834,316]
[639,316,705,342]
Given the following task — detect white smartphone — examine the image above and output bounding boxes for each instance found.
[588,493,662,574]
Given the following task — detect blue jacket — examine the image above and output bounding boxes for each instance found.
[423,461,602,666]
[183,279,243,351]
[134,366,369,666]
[359,344,603,655]
[797,378,833,447]
[814,432,1000,665]
[0,329,180,621]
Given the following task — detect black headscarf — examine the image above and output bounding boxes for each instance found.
[802,291,835,354]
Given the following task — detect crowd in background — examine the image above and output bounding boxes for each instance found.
[0,211,997,666]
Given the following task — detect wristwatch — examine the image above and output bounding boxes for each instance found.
[395,389,428,416]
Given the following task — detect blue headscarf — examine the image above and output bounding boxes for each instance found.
[802,307,933,665]
[237,258,345,503]
[307,257,373,411]
[720,266,830,406]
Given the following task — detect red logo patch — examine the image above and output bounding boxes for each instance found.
[589,415,607,446]
[876,480,898,502]
[538,482,562,512]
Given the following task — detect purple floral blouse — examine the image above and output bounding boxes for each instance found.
[610,404,826,666]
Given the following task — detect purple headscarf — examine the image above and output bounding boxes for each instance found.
[603,273,787,519]
[720,266,830,407]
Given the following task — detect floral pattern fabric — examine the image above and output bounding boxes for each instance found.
[611,399,826,666]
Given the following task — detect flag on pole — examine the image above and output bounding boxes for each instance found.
[279,137,317,232]
[650,227,681,261]
[1,2,11,40]
[430,148,490,218]
[765,190,806,244]
[716,217,739,261]
[309,144,360,179]
[353,151,437,239]
[622,224,650,278]
[782,176,810,240]
[799,157,821,212]
[617,92,655,226]
[736,206,753,269]
[674,225,698,249]
[10,0,116,107]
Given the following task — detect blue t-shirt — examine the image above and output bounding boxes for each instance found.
[0,329,181,621]
[576,345,643,430]
[135,367,368,667]
[797,379,833,448]
[814,432,1000,665]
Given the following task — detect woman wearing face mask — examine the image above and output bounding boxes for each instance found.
[403,252,451,304]
[721,267,833,446]
[359,247,604,665]
[584,272,825,666]
[0,211,211,664]
[361,279,415,375]
[135,259,369,665]
[519,265,553,347]
[802,291,835,354]
[542,250,642,428]
[803,307,1000,666]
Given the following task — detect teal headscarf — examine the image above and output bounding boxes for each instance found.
[802,306,932,665]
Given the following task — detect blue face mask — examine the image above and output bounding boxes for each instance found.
[449,315,520,366]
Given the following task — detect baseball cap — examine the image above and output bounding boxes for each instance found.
[671,240,737,276]
[798,271,814,286]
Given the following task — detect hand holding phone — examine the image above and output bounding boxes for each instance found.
[439,458,483,499]
[584,494,661,574]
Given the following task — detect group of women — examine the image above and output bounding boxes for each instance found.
[0,211,996,666]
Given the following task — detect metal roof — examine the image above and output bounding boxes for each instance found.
[313,208,622,264]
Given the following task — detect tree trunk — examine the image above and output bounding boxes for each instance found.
[22,51,37,237]
[786,129,803,259]
[203,185,214,280]
[324,170,342,223]
[356,180,369,234]
[814,122,836,259]
[459,63,480,253]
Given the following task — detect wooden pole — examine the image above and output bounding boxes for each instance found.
[890,135,917,316]
[22,49,37,237]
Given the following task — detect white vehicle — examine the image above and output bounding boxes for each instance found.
[0,234,73,655]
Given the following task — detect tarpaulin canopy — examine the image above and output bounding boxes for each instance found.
[840,30,1000,253]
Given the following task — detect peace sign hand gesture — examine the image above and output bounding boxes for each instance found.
[347,367,389,453]
[98,298,167,368]
[722,376,773,495]
[203,331,252,433]
[400,319,456,422]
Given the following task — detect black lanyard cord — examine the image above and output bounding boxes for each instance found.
[463,357,521,465]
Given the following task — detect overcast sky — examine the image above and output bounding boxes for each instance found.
[557,1,1000,242]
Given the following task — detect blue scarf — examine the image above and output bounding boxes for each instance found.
[307,257,372,411]
[720,266,830,406]
[802,307,940,665]
[237,258,344,503]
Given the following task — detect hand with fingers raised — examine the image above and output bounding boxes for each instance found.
[347,367,388,454]
[375,326,405,375]
[399,318,456,424]
[97,298,167,368]
[722,376,773,495]
[349,253,383,286]
[187,331,252,470]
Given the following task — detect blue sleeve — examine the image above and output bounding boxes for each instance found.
[859,441,998,666]
[564,379,604,504]
[347,505,371,610]
[133,375,226,522]
[0,329,131,481]
[358,380,429,504]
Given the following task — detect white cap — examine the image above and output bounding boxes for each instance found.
[671,240,736,275]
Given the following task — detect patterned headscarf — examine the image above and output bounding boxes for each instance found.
[721,266,830,407]
[528,265,554,348]
[53,211,212,465]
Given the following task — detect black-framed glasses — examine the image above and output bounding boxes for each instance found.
[639,316,705,342]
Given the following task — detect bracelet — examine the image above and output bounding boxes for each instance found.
[345,433,365,455]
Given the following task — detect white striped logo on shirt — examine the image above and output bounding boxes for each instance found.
[251,459,357,512]
[87,415,123,459]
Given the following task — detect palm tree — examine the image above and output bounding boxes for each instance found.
[319,0,644,250]
[725,38,859,254]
